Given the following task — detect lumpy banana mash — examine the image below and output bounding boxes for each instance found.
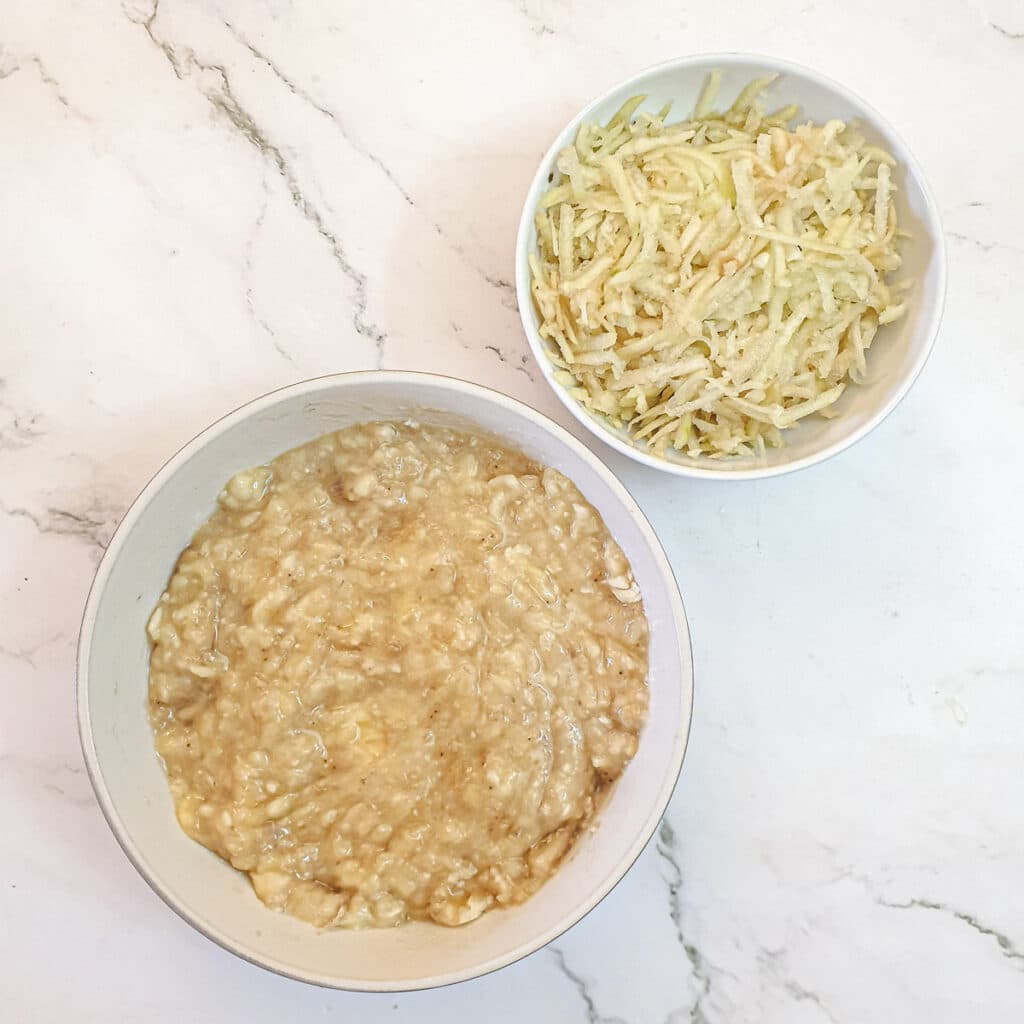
[147,422,649,928]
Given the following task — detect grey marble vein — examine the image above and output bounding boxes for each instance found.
[3,754,94,809]
[0,629,72,675]
[450,322,535,380]
[3,34,169,209]
[513,0,556,37]
[655,820,713,1022]
[947,231,1024,256]
[26,55,76,112]
[124,0,185,79]
[0,416,44,452]
[223,21,416,209]
[0,642,41,670]
[991,22,1024,40]
[548,947,629,1024]
[242,184,296,366]
[0,500,119,552]
[129,1,388,366]
[203,74,388,365]
[758,950,839,1023]
[482,273,519,312]
[0,383,45,452]
[1,53,88,121]
[484,344,535,380]
[222,19,517,316]
[878,897,1024,969]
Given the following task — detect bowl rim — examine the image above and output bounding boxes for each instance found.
[515,51,948,480]
[76,369,694,991]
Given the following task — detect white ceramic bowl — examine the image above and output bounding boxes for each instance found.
[77,371,693,991]
[515,53,947,479]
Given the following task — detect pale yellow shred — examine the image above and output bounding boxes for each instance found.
[530,74,907,459]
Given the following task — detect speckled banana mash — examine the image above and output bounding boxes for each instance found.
[147,422,649,928]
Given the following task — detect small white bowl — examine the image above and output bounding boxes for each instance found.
[77,371,693,991]
[515,53,947,479]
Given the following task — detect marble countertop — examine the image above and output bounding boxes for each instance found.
[3,0,1022,1020]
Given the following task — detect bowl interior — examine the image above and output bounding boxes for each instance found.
[79,374,692,990]
[516,55,945,476]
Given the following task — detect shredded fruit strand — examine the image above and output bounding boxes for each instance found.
[530,74,907,459]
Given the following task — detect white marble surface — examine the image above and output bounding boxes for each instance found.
[2,0,1022,1019]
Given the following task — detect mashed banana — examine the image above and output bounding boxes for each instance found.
[147,422,648,928]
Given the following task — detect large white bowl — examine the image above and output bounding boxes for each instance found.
[515,53,947,479]
[77,371,693,991]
